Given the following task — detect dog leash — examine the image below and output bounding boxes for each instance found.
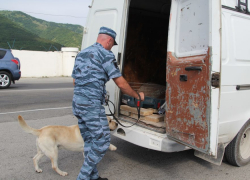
[106,92,141,128]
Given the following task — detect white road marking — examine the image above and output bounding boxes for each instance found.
[0,107,72,115]
[0,88,73,92]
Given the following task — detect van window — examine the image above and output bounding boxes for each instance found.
[232,16,250,61]
[0,50,7,59]
[175,0,209,57]
[222,0,250,15]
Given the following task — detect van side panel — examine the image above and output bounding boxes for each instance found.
[219,2,250,144]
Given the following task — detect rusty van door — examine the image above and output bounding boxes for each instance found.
[166,0,221,157]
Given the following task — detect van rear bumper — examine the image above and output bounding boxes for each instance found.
[111,121,190,152]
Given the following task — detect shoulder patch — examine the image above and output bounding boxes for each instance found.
[112,59,119,69]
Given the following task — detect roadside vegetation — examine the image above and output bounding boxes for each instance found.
[0,11,83,51]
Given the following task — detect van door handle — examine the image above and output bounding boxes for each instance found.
[185,66,202,71]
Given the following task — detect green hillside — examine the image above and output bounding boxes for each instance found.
[0,14,62,51]
[0,11,83,49]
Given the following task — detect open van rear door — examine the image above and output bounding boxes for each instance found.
[166,0,221,158]
[82,0,127,112]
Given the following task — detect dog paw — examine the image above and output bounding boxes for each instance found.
[109,144,117,151]
[60,171,68,176]
[36,168,43,173]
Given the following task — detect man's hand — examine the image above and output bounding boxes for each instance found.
[113,76,145,101]
[73,79,75,86]
[138,92,145,101]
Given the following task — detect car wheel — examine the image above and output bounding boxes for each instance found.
[0,71,11,89]
[225,119,250,166]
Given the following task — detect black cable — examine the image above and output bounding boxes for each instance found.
[106,92,141,128]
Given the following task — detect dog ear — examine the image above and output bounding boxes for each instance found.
[107,116,111,121]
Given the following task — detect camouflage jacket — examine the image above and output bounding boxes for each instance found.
[72,42,122,104]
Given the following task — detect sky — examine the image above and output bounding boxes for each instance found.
[0,0,93,26]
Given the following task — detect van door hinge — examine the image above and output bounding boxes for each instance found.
[211,72,220,88]
[83,28,88,34]
[117,52,121,65]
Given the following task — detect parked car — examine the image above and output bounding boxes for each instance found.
[0,48,21,89]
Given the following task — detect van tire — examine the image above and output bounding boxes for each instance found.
[0,71,11,89]
[225,119,250,167]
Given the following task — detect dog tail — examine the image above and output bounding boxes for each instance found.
[17,115,41,136]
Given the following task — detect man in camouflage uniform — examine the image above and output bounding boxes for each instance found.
[72,27,144,180]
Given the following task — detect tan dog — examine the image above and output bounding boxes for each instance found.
[17,115,118,176]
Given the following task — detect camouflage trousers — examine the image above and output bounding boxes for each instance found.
[72,95,110,180]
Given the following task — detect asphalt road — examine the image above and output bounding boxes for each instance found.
[0,77,250,180]
[0,77,73,123]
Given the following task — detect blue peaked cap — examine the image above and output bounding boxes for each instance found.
[99,27,118,45]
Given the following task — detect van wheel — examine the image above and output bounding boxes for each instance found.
[225,120,250,166]
[0,71,11,89]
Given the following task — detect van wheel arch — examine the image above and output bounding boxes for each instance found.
[225,119,250,166]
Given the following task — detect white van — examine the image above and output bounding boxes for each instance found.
[81,0,250,166]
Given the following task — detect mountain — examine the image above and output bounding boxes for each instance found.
[0,11,83,49]
[0,14,62,51]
